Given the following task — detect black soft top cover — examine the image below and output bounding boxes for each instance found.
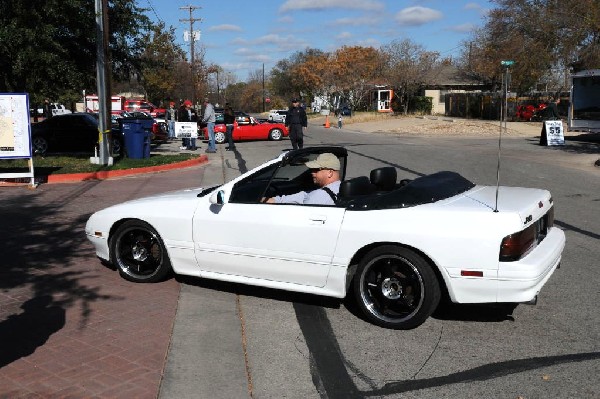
[341,171,475,210]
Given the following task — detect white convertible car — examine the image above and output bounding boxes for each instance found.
[85,146,565,329]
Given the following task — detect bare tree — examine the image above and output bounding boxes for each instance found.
[381,39,440,114]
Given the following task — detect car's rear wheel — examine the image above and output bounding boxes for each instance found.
[268,128,283,141]
[214,131,226,144]
[110,220,172,283]
[353,245,440,329]
[32,136,48,154]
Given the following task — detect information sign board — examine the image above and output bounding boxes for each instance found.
[174,122,198,138]
[540,120,565,146]
[0,93,32,158]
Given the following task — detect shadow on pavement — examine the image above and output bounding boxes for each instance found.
[0,295,65,368]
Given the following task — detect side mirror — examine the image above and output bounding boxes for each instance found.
[209,190,226,205]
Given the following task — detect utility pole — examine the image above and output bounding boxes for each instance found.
[180,5,202,105]
[91,0,113,166]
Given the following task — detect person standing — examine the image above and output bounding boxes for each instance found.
[285,98,307,149]
[223,103,236,151]
[178,100,192,150]
[547,96,561,120]
[337,114,343,129]
[202,97,217,153]
[43,99,52,120]
[166,102,177,139]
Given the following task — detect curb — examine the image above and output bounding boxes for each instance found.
[0,155,209,186]
[47,155,209,183]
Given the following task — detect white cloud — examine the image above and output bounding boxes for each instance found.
[447,23,476,33]
[233,47,254,56]
[245,54,271,63]
[278,15,293,24]
[208,24,242,32]
[395,6,443,26]
[279,0,384,13]
[335,31,353,40]
[464,2,482,10]
[334,16,379,26]
[232,33,308,52]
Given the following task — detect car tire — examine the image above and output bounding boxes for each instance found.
[268,128,283,141]
[353,245,441,329]
[110,220,172,283]
[215,131,226,144]
[32,136,48,155]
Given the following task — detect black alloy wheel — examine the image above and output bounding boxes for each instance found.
[110,220,172,283]
[353,245,441,329]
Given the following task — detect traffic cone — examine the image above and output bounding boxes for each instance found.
[325,115,330,128]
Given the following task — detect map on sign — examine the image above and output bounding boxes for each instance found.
[0,93,31,158]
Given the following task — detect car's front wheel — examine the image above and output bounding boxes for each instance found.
[268,128,283,141]
[353,245,440,329]
[110,220,172,283]
[214,131,226,144]
[32,136,48,154]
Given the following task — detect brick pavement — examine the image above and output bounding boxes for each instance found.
[0,167,204,398]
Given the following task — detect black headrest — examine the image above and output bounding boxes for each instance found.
[339,176,373,197]
[370,167,397,191]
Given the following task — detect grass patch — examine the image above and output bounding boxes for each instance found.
[0,153,199,176]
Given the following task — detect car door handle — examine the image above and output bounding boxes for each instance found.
[309,215,327,224]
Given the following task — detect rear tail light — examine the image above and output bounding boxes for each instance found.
[499,207,554,262]
[500,226,536,261]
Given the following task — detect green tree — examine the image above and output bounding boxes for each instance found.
[460,0,600,93]
[138,22,186,105]
[0,1,152,106]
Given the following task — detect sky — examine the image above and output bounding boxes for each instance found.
[145,0,492,80]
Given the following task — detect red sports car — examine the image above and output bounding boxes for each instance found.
[203,116,288,144]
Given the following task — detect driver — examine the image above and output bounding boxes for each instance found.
[264,153,341,205]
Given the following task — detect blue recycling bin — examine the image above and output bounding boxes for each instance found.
[121,118,152,159]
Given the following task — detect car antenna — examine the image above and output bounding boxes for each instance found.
[495,61,513,213]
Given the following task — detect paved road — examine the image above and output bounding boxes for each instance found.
[1,119,598,398]
[161,122,599,399]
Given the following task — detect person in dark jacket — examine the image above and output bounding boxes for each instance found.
[223,103,236,151]
[178,100,193,150]
[547,97,561,120]
[285,98,307,149]
[43,99,52,120]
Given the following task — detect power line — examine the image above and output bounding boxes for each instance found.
[146,0,163,24]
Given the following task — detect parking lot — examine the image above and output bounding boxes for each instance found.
[1,118,598,398]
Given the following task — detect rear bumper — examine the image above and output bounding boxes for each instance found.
[447,227,565,304]
[495,226,565,302]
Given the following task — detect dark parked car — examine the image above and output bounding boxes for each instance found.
[30,113,120,155]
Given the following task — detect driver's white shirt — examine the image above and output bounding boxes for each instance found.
[273,180,341,205]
